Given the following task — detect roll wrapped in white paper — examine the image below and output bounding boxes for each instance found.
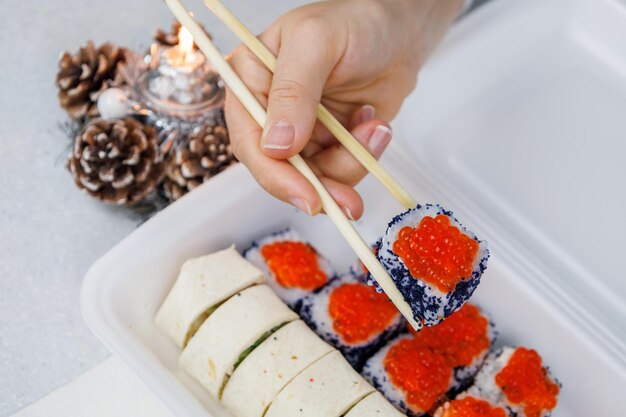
[264,350,374,417]
[222,320,334,417]
[345,392,405,417]
[179,284,298,397]
[155,245,265,348]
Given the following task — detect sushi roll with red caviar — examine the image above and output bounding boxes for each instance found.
[361,304,496,416]
[407,303,498,396]
[300,273,405,369]
[408,303,497,394]
[378,204,489,325]
[362,333,455,416]
[465,346,560,417]
[244,228,335,312]
[434,396,507,417]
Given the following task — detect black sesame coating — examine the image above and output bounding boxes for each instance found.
[505,405,519,417]
[378,203,490,326]
[299,276,406,371]
[290,299,305,315]
[448,374,473,398]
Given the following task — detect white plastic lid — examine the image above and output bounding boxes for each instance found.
[388,0,626,369]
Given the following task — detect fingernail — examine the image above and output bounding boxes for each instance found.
[343,206,355,221]
[289,198,312,215]
[358,105,376,124]
[262,121,295,150]
[369,125,392,156]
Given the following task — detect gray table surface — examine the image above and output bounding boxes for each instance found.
[0,0,487,415]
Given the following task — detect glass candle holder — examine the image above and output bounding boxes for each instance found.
[137,43,225,135]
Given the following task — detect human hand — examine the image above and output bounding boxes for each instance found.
[226,0,464,219]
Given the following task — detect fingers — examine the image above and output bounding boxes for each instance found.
[319,177,364,221]
[226,44,272,107]
[261,18,342,159]
[226,43,322,214]
[225,88,322,214]
[302,103,375,155]
[350,104,376,128]
[310,119,393,186]
[226,86,367,219]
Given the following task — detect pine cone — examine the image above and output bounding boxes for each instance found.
[162,123,234,201]
[67,118,165,205]
[56,41,127,120]
[154,21,211,48]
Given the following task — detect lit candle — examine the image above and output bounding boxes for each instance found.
[164,26,204,71]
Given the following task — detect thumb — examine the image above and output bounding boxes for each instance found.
[261,27,337,158]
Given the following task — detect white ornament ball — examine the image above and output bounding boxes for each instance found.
[97,88,131,119]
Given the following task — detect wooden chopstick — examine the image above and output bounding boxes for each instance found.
[203,0,417,210]
[163,0,421,331]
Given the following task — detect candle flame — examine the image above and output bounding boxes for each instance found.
[178,26,194,56]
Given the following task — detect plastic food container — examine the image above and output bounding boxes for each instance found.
[81,0,626,415]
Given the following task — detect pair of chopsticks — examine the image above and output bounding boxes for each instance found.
[163,0,421,330]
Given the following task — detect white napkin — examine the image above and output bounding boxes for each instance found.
[12,357,174,417]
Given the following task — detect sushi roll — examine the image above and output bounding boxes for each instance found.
[362,333,455,416]
[244,228,335,312]
[300,273,405,369]
[345,392,406,417]
[179,284,298,398]
[378,204,489,325]
[155,245,265,348]
[221,320,334,417]
[465,346,560,417]
[409,303,497,394]
[264,350,375,417]
[434,396,507,417]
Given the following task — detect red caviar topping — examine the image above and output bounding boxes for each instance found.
[438,397,507,417]
[384,338,452,413]
[392,214,479,293]
[261,241,328,290]
[409,304,490,367]
[495,348,560,417]
[328,283,399,344]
